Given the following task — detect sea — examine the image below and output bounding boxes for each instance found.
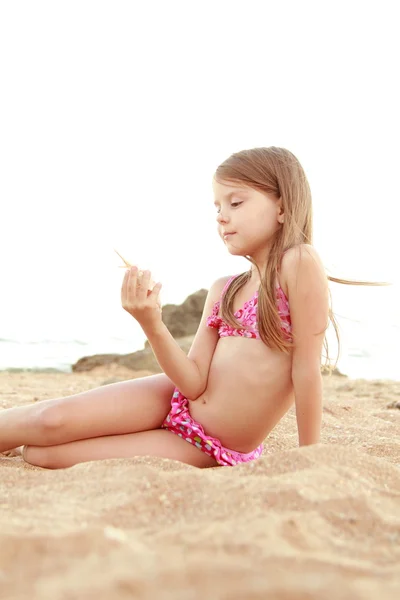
[0,253,398,380]
[0,312,398,381]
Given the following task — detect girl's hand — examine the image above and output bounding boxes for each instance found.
[121,266,162,328]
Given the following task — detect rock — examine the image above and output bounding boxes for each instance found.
[321,366,347,377]
[387,400,400,410]
[72,354,124,373]
[154,288,208,340]
[72,335,195,374]
[72,288,207,374]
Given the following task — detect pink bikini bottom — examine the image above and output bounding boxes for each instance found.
[161,388,263,467]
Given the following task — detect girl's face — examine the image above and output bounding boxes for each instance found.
[212,179,283,257]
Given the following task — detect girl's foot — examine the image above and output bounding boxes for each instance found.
[1,446,23,457]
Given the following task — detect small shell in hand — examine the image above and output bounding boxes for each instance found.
[115,249,160,307]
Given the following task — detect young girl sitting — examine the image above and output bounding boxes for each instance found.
[1,146,351,469]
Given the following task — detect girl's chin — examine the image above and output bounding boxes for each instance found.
[226,246,245,256]
[222,237,249,256]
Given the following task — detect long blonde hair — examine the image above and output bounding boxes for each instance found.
[215,146,388,372]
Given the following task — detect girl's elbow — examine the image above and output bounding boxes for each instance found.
[185,382,206,401]
[190,384,207,401]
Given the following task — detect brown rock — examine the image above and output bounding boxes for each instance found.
[387,400,400,410]
[72,335,195,373]
[155,288,207,339]
[321,366,347,377]
[72,288,207,373]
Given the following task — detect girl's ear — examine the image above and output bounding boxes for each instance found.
[277,201,284,223]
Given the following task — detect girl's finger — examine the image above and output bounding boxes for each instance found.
[137,269,150,299]
[149,282,162,298]
[121,268,130,304]
[128,266,138,296]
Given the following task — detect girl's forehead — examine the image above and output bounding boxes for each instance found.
[213,179,253,195]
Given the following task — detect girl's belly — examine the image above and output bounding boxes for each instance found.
[189,337,294,452]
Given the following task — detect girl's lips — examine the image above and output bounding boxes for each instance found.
[223,232,236,239]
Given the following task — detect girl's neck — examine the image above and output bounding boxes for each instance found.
[249,270,261,287]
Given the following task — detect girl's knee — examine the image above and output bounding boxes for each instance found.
[34,405,67,445]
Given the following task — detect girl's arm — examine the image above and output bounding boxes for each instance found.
[141,277,229,400]
[282,244,330,446]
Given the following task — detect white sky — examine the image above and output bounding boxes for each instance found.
[0,0,399,344]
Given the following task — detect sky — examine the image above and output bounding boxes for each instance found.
[0,0,399,350]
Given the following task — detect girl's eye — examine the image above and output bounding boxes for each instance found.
[216,202,242,213]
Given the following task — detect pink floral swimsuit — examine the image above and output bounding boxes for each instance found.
[161,274,292,467]
[206,274,292,341]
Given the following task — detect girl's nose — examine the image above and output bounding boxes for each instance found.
[216,211,228,225]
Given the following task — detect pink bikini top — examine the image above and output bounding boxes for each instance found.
[206,274,292,341]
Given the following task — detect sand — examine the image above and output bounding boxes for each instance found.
[1,367,400,600]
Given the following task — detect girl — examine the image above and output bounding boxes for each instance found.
[0,147,370,469]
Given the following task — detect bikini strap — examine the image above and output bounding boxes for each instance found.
[220,274,239,301]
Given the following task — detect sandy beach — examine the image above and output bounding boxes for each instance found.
[1,367,400,599]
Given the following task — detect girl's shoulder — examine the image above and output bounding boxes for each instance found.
[279,244,326,298]
[280,244,324,271]
[208,274,236,305]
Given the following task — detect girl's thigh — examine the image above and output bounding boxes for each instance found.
[38,373,176,444]
[23,428,219,469]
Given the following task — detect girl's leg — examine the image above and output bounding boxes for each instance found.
[23,429,219,469]
[0,374,175,453]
